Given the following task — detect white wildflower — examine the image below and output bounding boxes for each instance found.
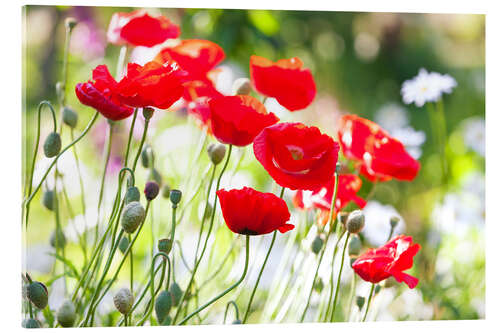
[401,68,457,107]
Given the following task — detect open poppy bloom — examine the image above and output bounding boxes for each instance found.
[75,65,134,121]
[352,235,420,289]
[154,39,225,81]
[253,122,339,190]
[208,95,279,146]
[216,187,294,235]
[338,115,420,182]
[250,55,316,111]
[107,10,180,47]
[115,61,186,109]
[293,174,367,220]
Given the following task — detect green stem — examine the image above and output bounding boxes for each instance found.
[131,117,150,173]
[362,283,376,322]
[124,109,138,167]
[323,228,346,321]
[129,234,133,294]
[330,232,351,321]
[224,301,240,324]
[178,235,250,325]
[70,129,88,253]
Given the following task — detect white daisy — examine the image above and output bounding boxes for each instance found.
[401,68,457,107]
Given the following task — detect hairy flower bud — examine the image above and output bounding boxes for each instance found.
[64,17,77,30]
[338,211,349,226]
[390,216,400,229]
[346,210,365,234]
[57,300,76,327]
[169,189,182,206]
[232,78,252,95]
[160,316,172,326]
[144,181,160,201]
[169,282,182,307]
[42,190,55,211]
[56,82,64,102]
[27,281,48,309]
[375,284,382,294]
[113,288,134,314]
[356,296,365,310]
[22,318,41,328]
[162,184,171,199]
[158,238,172,254]
[118,236,129,254]
[141,144,153,168]
[125,186,140,204]
[311,235,324,254]
[43,132,62,158]
[50,229,67,249]
[143,107,155,120]
[155,290,173,324]
[121,201,146,233]
[313,277,324,293]
[348,235,362,256]
[207,143,226,165]
[148,168,163,186]
[62,106,78,128]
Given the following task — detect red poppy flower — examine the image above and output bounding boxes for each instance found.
[115,61,186,109]
[216,187,293,235]
[249,55,316,111]
[185,98,212,132]
[107,10,180,47]
[183,77,223,102]
[352,235,420,289]
[208,95,279,146]
[338,115,420,182]
[155,39,225,81]
[253,122,339,190]
[75,65,134,121]
[293,174,366,214]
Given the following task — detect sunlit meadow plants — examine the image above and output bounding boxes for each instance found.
[22,9,464,328]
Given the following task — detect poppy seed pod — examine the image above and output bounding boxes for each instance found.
[50,229,67,249]
[22,318,41,328]
[155,290,173,324]
[143,107,155,120]
[57,300,76,327]
[311,235,324,254]
[356,296,365,310]
[346,210,365,234]
[43,132,62,158]
[169,282,182,307]
[42,190,55,211]
[348,235,362,256]
[118,236,129,254]
[125,186,141,204]
[121,201,146,233]
[144,181,160,201]
[207,143,226,165]
[158,238,172,254]
[390,216,400,229]
[62,106,78,128]
[169,189,182,206]
[141,144,153,168]
[232,78,252,95]
[113,288,134,314]
[65,17,77,30]
[160,316,172,326]
[27,281,48,309]
[162,184,171,199]
[232,319,242,325]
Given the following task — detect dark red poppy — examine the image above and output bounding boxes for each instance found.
[216,187,293,235]
[253,122,339,190]
[115,61,186,109]
[75,65,134,121]
[155,39,225,81]
[249,55,316,111]
[352,235,420,289]
[293,174,366,216]
[338,115,420,182]
[107,10,180,47]
[208,95,279,146]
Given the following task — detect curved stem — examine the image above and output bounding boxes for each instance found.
[224,301,240,324]
[330,232,351,321]
[178,235,250,325]
[362,283,376,322]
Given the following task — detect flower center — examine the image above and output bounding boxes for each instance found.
[288,145,304,160]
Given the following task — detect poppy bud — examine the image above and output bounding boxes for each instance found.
[390,216,400,229]
[158,238,172,254]
[350,257,357,267]
[43,132,62,158]
[169,282,182,307]
[56,82,64,102]
[65,17,77,30]
[207,143,226,165]
[311,235,323,254]
[113,288,134,314]
[143,107,155,120]
[50,229,67,249]
[57,300,76,327]
[337,211,349,226]
[125,186,140,204]
[144,181,160,201]
[160,316,172,326]
[121,201,146,233]
[22,318,41,328]
[374,284,382,294]
[348,235,362,256]
[42,190,55,211]
[62,106,78,128]
[356,296,365,310]
[170,189,182,206]
[313,277,324,293]
[202,203,213,221]
[162,184,171,199]
[27,281,48,309]
[346,210,365,234]
[232,78,252,95]
[232,319,242,325]
[148,168,163,186]
[155,290,173,324]
[141,144,153,168]
[118,236,129,254]
[335,162,342,173]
